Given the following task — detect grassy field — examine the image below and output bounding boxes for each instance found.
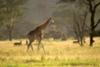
[0,37,100,67]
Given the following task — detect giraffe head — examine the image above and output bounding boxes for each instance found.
[48,16,55,24]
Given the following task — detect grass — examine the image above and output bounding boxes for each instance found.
[0,37,100,67]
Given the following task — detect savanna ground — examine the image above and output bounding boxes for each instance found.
[0,37,100,67]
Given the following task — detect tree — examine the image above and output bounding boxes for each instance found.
[58,0,100,46]
[0,0,27,41]
[58,0,88,46]
[85,0,100,46]
[0,0,5,26]
[73,11,88,46]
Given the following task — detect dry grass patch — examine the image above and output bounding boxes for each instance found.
[0,37,100,67]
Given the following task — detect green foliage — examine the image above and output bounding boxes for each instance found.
[0,0,27,40]
[0,0,27,26]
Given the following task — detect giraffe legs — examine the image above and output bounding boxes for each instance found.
[41,43,45,54]
[26,32,45,53]
[37,40,41,51]
[27,40,33,51]
[37,36,45,53]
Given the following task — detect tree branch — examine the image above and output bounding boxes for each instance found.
[83,0,89,5]
[86,0,93,12]
[94,2,100,10]
[94,19,100,29]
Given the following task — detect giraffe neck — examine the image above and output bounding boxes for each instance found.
[38,18,51,30]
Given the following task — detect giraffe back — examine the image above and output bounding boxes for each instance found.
[27,27,42,40]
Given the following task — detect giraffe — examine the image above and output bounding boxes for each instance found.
[26,17,54,52]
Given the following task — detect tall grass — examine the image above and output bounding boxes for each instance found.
[0,37,100,67]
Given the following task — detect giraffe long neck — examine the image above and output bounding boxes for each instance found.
[38,18,51,30]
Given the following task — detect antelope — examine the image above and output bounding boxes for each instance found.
[14,41,22,46]
[26,17,54,52]
[73,40,79,43]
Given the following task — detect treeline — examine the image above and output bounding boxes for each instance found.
[57,0,100,46]
[0,0,100,47]
[0,0,27,40]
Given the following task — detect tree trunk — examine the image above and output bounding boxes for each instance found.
[80,40,83,46]
[90,32,93,46]
[8,29,12,41]
[89,11,95,46]
[6,24,13,41]
[87,0,100,46]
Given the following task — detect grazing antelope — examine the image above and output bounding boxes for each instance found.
[26,17,54,52]
[73,40,79,43]
[14,41,22,46]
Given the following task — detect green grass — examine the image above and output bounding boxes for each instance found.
[0,59,99,67]
[0,38,100,67]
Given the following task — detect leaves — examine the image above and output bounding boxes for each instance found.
[0,0,27,25]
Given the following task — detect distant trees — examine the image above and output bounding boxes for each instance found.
[58,0,100,46]
[0,0,27,41]
[77,0,100,46]
[73,11,88,46]
[0,0,5,26]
